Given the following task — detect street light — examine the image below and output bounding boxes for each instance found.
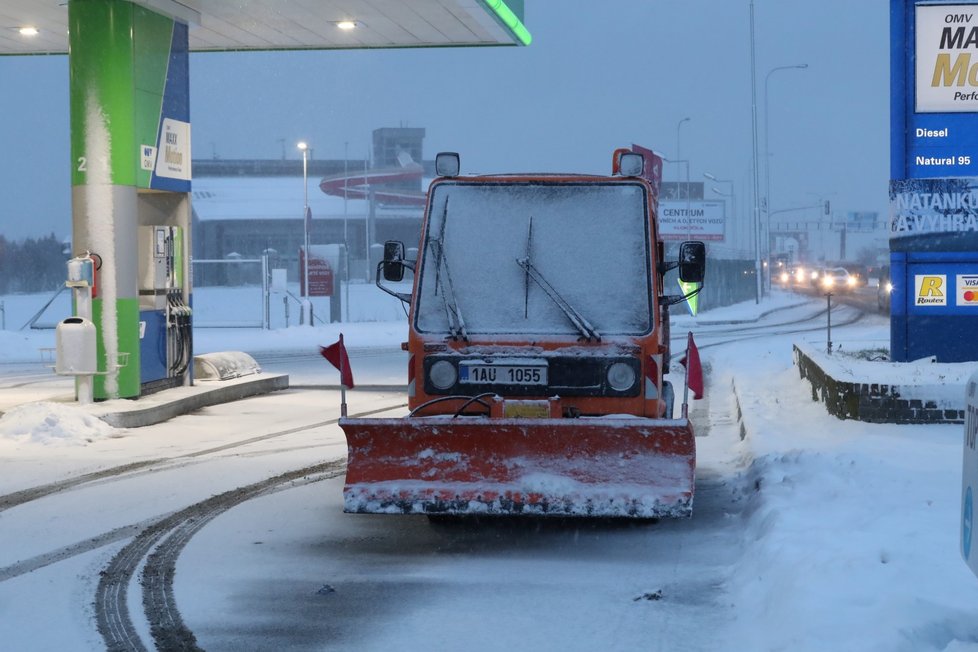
[661,155,691,239]
[297,141,310,318]
[764,63,808,289]
[676,117,691,186]
[705,172,737,251]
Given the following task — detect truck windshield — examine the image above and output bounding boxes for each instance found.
[415,181,653,337]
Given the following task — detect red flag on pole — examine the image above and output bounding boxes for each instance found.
[320,333,355,389]
[678,331,703,400]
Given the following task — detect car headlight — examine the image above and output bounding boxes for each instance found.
[429,360,457,389]
[847,277,856,286]
[607,362,636,391]
[780,272,789,282]
[823,277,834,287]
[885,282,893,293]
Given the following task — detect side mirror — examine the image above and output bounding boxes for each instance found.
[678,241,706,283]
[618,152,644,177]
[383,240,405,282]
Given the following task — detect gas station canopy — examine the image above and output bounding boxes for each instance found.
[0,0,529,55]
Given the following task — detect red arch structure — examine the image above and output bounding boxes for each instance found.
[319,163,425,206]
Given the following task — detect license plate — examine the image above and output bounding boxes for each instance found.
[459,362,548,385]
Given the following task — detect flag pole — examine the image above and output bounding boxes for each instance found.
[340,333,348,417]
[681,331,691,419]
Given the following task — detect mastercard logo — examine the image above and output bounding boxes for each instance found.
[958,275,978,306]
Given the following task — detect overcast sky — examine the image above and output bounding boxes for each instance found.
[0,0,888,254]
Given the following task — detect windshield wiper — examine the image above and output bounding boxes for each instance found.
[428,196,467,341]
[523,216,533,318]
[429,238,468,341]
[516,257,600,342]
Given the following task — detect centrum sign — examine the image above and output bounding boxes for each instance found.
[917,4,978,113]
[658,201,725,241]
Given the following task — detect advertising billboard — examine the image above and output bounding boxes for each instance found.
[658,201,725,241]
[916,5,978,113]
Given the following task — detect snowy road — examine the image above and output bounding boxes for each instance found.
[4,293,978,651]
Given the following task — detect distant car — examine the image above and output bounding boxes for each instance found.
[778,266,796,287]
[818,267,857,293]
[877,265,892,312]
[793,265,814,287]
[841,264,869,287]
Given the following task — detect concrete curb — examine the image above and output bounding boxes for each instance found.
[91,373,290,428]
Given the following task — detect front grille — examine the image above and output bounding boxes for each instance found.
[422,355,640,397]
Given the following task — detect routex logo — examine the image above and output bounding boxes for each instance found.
[915,275,948,306]
[959,275,978,305]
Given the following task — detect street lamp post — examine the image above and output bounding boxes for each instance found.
[343,140,349,322]
[298,141,310,323]
[749,0,762,304]
[764,63,808,289]
[704,172,736,251]
[676,117,691,195]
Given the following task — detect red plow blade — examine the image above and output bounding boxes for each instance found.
[339,416,695,518]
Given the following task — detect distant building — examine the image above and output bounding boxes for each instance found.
[191,128,431,285]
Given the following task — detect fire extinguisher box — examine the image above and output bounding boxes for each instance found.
[56,317,97,375]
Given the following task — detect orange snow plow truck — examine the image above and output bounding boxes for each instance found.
[339,150,705,518]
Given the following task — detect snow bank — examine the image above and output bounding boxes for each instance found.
[0,401,118,446]
[724,364,978,652]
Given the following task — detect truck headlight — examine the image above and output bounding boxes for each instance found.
[607,362,636,391]
[429,360,457,389]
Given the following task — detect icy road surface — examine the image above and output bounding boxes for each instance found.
[2,292,978,651]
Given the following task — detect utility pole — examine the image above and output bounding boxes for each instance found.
[749,0,762,303]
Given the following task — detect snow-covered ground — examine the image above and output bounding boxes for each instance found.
[2,287,978,651]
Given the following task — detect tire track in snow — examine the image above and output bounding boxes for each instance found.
[96,460,346,652]
[673,304,866,352]
[0,400,406,514]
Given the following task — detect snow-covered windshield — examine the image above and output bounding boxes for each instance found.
[415,181,652,337]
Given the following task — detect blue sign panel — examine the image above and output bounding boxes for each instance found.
[149,21,191,193]
[893,1,978,180]
[891,251,978,361]
[906,257,978,315]
[891,0,978,362]
[909,114,978,177]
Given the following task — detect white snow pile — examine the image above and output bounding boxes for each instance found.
[0,401,117,446]
[721,363,978,652]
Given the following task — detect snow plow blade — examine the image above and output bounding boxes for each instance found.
[339,417,695,518]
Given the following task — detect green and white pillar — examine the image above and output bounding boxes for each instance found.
[69,0,191,399]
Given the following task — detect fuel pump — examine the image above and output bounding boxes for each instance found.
[138,225,192,392]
